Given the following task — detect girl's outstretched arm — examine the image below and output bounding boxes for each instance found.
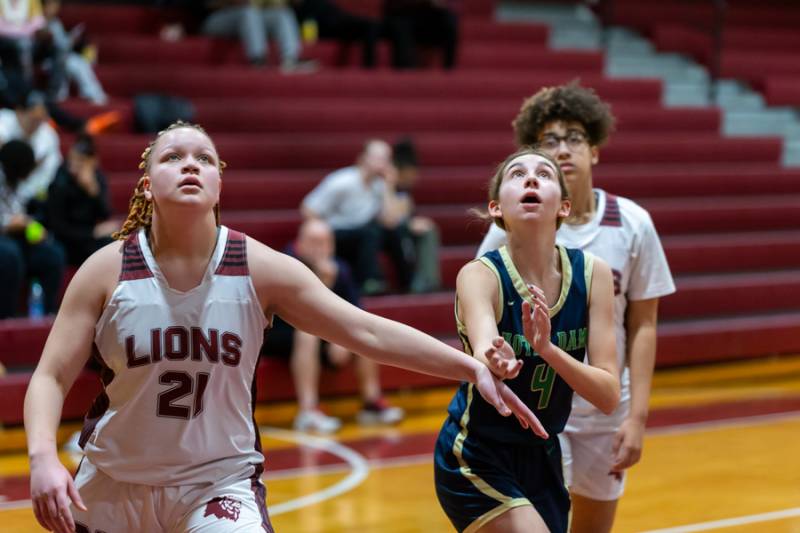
[250,239,547,437]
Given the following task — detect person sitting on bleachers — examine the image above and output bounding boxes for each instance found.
[292,0,381,68]
[0,0,45,84]
[261,218,404,432]
[301,139,412,295]
[45,134,116,267]
[38,0,108,105]
[382,0,459,69]
[0,86,61,209]
[0,139,64,319]
[384,137,441,293]
[202,0,315,72]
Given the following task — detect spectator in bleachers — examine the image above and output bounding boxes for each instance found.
[261,218,404,432]
[0,87,61,208]
[0,139,64,319]
[383,0,459,69]
[0,0,45,83]
[385,137,440,293]
[45,134,116,267]
[292,0,381,68]
[201,0,315,72]
[38,0,108,105]
[301,139,409,295]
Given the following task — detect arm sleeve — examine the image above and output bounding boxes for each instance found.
[475,223,508,258]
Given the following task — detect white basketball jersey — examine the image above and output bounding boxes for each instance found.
[477,190,676,428]
[557,190,675,427]
[83,226,268,486]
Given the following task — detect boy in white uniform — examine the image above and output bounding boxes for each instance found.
[477,82,676,533]
[25,121,547,533]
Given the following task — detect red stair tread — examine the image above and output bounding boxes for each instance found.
[94,66,663,101]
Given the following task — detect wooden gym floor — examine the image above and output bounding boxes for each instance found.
[2,355,799,532]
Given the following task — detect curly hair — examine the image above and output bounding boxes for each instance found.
[512,80,616,148]
[112,121,226,241]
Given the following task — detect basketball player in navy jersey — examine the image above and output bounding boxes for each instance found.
[478,83,675,533]
[24,122,546,533]
[434,147,620,533]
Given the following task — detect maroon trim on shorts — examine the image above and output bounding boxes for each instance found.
[119,232,154,281]
[600,193,623,227]
[215,230,249,276]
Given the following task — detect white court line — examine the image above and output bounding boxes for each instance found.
[261,427,369,516]
[0,427,372,516]
[4,413,800,517]
[646,409,800,436]
[266,452,432,481]
[0,499,30,511]
[641,507,800,532]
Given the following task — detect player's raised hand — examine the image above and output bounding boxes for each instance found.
[473,364,548,438]
[484,336,523,380]
[522,284,552,354]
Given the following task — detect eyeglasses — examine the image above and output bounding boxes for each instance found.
[537,131,589,153]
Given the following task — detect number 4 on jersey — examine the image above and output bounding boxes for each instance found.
[531,363,555,409]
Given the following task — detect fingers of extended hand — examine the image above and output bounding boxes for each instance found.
[42,493,61,531]
[613,445,641,472]
[32,497,49,530]
[479,370,511,416]
[67,477,87,512]
[499,385,549,439]
[527,283,545,301]
[485,347,506,378]
[56,487,78,533]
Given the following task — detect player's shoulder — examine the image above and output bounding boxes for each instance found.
[601,190,655,230]
[243,232,306,288]
[68,238,125,299]
[243,232,281,267]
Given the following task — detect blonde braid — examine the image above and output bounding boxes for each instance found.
[112,120,226,241]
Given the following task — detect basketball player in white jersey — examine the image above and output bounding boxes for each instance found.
[477,82,676,533]
[24,121,546,533]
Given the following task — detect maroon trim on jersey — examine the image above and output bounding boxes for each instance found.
[119,232,154,281]
[215,230,249,276]
[600,194,623,227]
[249,360,274,532]
[79,344,115,448]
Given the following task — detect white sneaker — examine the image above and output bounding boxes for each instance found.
[293,409,342,434]
[356,399,405,426]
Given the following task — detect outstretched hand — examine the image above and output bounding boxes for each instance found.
[522,284,552,354]
[30,453,87,533]
[474,364,548,439]
[484,336,523,380]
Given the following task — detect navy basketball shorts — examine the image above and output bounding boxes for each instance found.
[434,416,570,533]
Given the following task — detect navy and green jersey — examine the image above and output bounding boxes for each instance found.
[446,245,594,444]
